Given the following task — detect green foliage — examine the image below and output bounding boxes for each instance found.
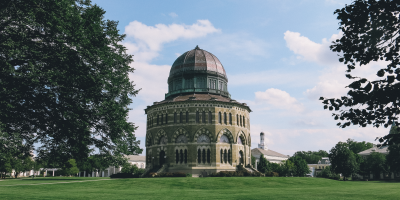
[387,143,400,173]
[257,154,270,173]
[251,155,256,166]
[155,172,187,177]
[292,150,328,164]
[186,173,192,177]
[321,0,400,146]
[57,159,79,176]
[289,156,310,177]
[121,163,139,174]
[0,0,141,166]
[365,152,388,178]
[329,142,358,180]
[346,139,373,154]
[316,166,340,180]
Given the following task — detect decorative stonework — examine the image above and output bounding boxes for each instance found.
[216,128,234,143]
[154,129,167,145]
[193,127,213,143]
[176,135,188,143]
[237,131,246,145]
[172,128,189,143]
[197,134,210,143]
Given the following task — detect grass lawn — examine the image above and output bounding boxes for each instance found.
[0,177,399,199]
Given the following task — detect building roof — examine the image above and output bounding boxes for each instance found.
[251,148,289,158]
[358,145,389,156]
[125,155,146,162]
[169,45,227,79]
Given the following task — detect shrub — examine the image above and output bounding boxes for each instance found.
[155,172,187,177]
[186,173,192,177]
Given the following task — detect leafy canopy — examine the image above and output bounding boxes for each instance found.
[320,0,400,145]
[0,0,141,165]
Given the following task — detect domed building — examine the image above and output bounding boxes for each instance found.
[144,46,252,176]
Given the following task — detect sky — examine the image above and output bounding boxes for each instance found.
[91,0,389,156]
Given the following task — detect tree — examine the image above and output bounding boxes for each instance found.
[251,155,256,167]
[292,150,329,164]
[320,0,400,145]
[365,152,388,179]
[281,160,295,177]
[0,0,141,165]
[289,156,310,177]
[346,139,373,154]
[12,156,33,178]
[0,155,12,179]
[329,142,358,180]
[257,154,270,173]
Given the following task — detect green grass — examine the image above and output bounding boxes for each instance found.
[1,177,399,199]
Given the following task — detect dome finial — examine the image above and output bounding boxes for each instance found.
[195,45,200,50]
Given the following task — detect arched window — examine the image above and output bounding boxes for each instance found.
[228,150,231,164]
[224,112,227,124]
[186,111,189,123]
[240,115,242,126]
[196,111,200,123]
[202,149,206,164]
[174,113,177,123]
[208,111,212,123]
[236,114,239,126]
[180,149,183,164]
[229,113,232,125]
[175,150,179,164]
[161,114,163,125]
[224,149,227,163]
[157,115,159,125]
[220,149,223,164]
[218,112,222,124]
[165,113,168,124]
[239,150,243,164]
[180,112,183,123]
[207,149,211,164]
[243,116,245,127]
[184,149,187,164]
[197,149,201,164]
[202,111,206,123]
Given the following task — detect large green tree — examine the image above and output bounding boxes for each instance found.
[365,152,388,179]
[289,156,310,177]
[292,150,328,164]
[329,142,358,180]
[346,139,373,154]
[320,0,400,145]
[0,0,141,165]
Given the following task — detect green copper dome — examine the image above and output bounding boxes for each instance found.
[166,46,230,99]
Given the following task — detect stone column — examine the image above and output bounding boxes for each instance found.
[79,172,80,177]
[102,171,104,177]
[53,170,55,176]
[84,171,86,177]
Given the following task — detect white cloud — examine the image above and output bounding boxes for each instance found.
[283,30,341,65]
[123,20,220,104]
[169,12,178,18]
[124,20,220,62]
[255,88,304,112]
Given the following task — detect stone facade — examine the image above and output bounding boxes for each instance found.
[145,98,251,175]
[144,46,253,176]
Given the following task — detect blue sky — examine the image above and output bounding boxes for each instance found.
[91,0,389,155]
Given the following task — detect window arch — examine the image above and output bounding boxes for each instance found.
[196,111,200,123]
[180,149,183,164]
[228,150,231,164]
[186,111,189,123]
[207,149,211,164]
[202,149,206,164]
[224,149,227,163]
[202,111,206,123]
[208,111,212,123]
[184,149,187,164]
[236,114,239,126]
[220,149,223,164]
[161,114,163,125]
[239,115,242,126]
[197,149,201,164]
[157,115,159,125]
[229,113,232,125]
[165,113,168,124]
[218,112,222,124]
[174,113,177,123]
[224,112,227,124]
[243,116,245,127]
[180,112,183,123]
[175,150,179,164]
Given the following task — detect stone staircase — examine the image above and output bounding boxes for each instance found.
[156,165,167,173]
